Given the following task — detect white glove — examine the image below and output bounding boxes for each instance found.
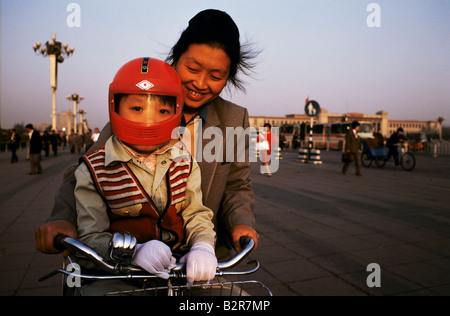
[132,240,176,279]
[180,242,218,285]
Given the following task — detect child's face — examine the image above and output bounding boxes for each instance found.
[119,94,175,124]
[119,94,175,153]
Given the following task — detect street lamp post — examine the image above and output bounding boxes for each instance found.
[66,93,84,133]
[78,109,87,134]
[67,110,73,133]
[33,33,74,131]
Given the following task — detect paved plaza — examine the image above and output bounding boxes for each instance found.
[0,146,449,296]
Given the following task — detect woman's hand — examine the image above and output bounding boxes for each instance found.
[34,220,77,257]
[231,225,259,253]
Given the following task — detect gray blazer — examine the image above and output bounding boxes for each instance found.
[198,97,256,251]
[48,97,255,254]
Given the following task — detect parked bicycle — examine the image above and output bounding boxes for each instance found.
[39,234,272,296]
[361,141,416,171]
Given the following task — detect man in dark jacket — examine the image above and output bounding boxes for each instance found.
[26,124,43,175]
[386,127,405,166]
[343,120,361,176]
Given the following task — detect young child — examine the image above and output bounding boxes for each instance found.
[74,58,217,293]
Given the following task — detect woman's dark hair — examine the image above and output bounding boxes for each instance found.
[166,9,258,92]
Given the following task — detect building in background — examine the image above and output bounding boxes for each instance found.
[250,109,443,138]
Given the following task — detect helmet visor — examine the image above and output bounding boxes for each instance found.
[114,93,179,124]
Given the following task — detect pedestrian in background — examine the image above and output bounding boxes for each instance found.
[59,131,67,149]
[68,129,82,155]
[50,130,60,157]
[257,123,276,176]
[420,128,428,153]
[373,128,384,148]
[9,128,21,163]
[342,120,361,176]
[83,128,94,152]
[26,124,43,175]
[42,131,51,157]
[91,127,100,143]
[386,127,405,166]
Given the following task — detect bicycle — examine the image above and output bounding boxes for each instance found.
[39,234,272,296]
[361,142,416,171]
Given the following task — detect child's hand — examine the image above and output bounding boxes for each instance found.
[180,242,217,285]
[132,240,176,279]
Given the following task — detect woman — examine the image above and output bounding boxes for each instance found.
[257,123,277,176]
[35,9,259,259]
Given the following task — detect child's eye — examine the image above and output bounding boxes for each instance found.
[160,109,170,115]
[131,106,143,112]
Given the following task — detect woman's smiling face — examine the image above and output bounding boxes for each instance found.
[175,43,231,110]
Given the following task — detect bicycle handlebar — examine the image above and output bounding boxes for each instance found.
[40,235,258,282]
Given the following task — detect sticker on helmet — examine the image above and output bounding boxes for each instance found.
[136,80,154,90]
[141,57,149,74]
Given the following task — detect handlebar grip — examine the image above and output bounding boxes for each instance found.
[239,236,252,250]
[54,234,68,252]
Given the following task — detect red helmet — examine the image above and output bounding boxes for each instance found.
[109,57,184,146]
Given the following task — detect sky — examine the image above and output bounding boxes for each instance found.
[1,0,449,130]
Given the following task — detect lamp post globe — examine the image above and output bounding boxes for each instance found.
[33,34,74,131]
